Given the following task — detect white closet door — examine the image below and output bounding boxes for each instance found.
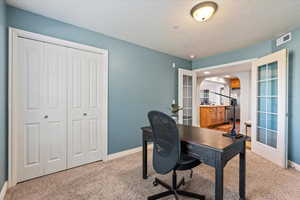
[43,43,67,174]
[12,30,107,184]
[17,38,67,181]
[68,48,87,167]
[18,38,45,181]
[68,49,102,168]
[85,52,102,163]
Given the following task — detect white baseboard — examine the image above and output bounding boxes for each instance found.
[288,160,300,171]
[0,181,7,200]
[107,144,153,161]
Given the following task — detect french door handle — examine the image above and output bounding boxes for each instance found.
[44,115,48,119]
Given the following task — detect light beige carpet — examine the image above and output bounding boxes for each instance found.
[5,150,300,200]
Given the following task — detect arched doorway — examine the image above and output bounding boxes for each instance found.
[197,76,241,133]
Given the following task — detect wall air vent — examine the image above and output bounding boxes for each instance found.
[276,32,292,47]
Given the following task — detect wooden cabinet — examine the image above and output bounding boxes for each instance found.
[230,78,240,89]
[200,106,226,128]
[217,107,225,124]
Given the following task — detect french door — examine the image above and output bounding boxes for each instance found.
[251,49,288,168]
[178,69,197,126]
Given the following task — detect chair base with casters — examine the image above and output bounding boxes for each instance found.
[148,170,205,200]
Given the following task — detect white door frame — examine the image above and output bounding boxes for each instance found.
[192,58,257,128]
[8,28,109,187]
[192,58,257,74]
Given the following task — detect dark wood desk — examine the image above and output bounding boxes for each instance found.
[141,125,246,200]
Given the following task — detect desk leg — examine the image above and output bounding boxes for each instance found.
[215,154,224,200]
[239,142,246,200]
[142,138,148,179]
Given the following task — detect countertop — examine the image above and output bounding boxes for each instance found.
[199,105,230,107]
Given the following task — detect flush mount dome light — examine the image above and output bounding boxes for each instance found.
[191,1,218,22]
[189,54,195,59]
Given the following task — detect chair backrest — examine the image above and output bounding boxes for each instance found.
[148,111,180,175]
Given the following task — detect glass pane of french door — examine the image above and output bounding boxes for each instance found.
[182,75,192,125]
[256,61,278,148]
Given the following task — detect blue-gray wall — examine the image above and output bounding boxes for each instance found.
[7,5,191,157]
[192,40,272,69]
[192,27,300,165]
[0,0,7,190]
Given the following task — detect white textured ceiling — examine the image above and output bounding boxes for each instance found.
[6,0,300,60]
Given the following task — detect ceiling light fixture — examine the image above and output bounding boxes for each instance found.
[191,1,218,22]
[189,54,195,59]
[204,71,211,75]
[224,75,231,78]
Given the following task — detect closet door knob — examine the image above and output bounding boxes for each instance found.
[83,113,87,116]
[44,115,48,119]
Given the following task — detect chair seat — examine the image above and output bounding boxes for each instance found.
[176,153,201,171]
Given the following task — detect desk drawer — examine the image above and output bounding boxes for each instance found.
[185,144,216,167]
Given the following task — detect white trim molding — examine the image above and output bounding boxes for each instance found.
[8,27,109,187]
[10,28,107,54]
[108,144,153,161]
[192,58,257,128]
[289,160,300,171]
[0,182,7,200]
[193,58,257,73]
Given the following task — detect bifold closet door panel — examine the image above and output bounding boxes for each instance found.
[68,48,87,168]
[43,43,68,175]
[17,38,68,181]
[84,52,102,163]
[17,38,45,181]
[68,49,103,168]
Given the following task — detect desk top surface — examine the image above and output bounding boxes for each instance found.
[142,125,246,152]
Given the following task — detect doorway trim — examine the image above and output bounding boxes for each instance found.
[8,28,109,187]
[192,58,257,128]
[193,58,257,73]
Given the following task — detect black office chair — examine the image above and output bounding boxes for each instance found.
[147,111,205,200]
